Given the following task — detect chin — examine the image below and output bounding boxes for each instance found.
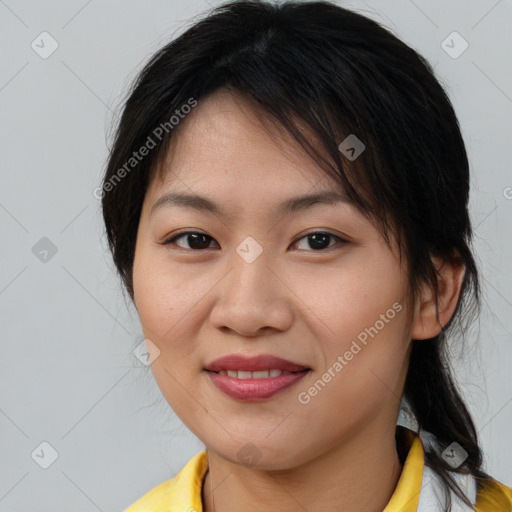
[206,439,309,472]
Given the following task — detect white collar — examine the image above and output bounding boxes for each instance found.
[417,430,477,512]
[417,464,477,511]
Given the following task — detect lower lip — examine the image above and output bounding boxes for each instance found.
[206,370,309,402]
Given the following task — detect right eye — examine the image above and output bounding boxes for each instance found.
[161,231,219,250]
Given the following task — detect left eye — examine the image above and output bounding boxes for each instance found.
[294,232,345,251]
[161,231,346,251]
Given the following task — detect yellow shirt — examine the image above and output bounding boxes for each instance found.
[124,431,512,511]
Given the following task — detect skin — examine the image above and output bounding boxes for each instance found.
[132,88,465,511]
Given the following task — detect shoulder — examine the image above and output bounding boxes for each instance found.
[123,450,208,512]
[475,477,512,512]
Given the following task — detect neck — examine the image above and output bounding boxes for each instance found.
[202,423,404,512]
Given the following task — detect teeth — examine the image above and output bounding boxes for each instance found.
[217,369,294,378]
[252,370,269,379]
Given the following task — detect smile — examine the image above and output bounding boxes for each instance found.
[204,353,311,401]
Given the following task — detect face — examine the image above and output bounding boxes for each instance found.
[132,89,414,470]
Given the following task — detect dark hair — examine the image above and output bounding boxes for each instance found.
[100,0,492,507]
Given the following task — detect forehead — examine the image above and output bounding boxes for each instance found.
[148,89,340,200]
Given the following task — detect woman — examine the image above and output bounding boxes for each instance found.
[99,1,512,510]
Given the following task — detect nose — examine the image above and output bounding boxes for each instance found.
[209,249,294,337]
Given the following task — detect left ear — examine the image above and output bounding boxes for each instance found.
[410,254,466,341]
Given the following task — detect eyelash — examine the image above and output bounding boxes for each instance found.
[160,230,347,252]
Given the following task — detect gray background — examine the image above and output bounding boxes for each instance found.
[0,0,511,510]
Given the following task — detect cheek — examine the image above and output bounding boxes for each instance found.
[292,255,409,399]
[133,247,202,339]
[289,255,405,345]
[292,314,408,446]
[133,254,207,414]
[133,252,184,371]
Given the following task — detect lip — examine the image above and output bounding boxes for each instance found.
[204,354,310,402]
[204,354,309,372]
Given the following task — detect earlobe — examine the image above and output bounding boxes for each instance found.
[410,255,466,341]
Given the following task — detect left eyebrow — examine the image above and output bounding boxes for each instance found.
[150,190,354,218]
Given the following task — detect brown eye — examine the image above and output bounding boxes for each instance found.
[294,232,346,251]
[162,231,218,250]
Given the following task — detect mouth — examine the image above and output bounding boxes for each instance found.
[204,354,311,401]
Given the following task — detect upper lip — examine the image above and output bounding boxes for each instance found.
[205,354,310,372]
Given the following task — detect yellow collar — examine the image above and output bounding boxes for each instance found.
[124,430,511,511]
[383,429,423,512]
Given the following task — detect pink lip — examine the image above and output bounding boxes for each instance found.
[206,370,309,401]
[204,354,310,402]
[204,354,309,372]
